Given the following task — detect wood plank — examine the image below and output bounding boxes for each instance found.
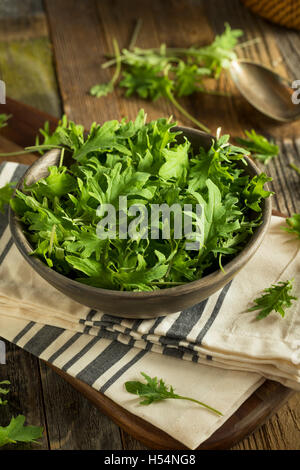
[45,0,300,139]
[44,0,120,126]
[0,134,37,165]
[232,393,300,450]
[44,0,223,131]
[38,361,123,450]
[1,97,59,148]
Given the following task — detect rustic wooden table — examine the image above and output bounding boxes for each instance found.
[0,0,300,450]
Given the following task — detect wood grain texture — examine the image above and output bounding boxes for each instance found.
[232,392,300,450]
[1,97,59,148]
[38,361,123,450]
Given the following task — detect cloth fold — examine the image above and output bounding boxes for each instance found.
[0,162,299,449]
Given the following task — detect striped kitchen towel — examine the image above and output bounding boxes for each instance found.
[0,162,299,449]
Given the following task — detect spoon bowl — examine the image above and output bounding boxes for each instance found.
[229,59,300,122]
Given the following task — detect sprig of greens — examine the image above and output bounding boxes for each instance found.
[290,162,300,176]
[90,23,243,132]
[90,38,122,98]
[0,380,43,447]
[7,110,272,292]
[0,415,44,448]
[248,279,297,320]
[235,130,279,165]
[125,372,222,416]
[0,182,15,213]
[0,114,11,129]
[282,213,300,240]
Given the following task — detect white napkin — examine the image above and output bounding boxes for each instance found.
[0,162,299,449]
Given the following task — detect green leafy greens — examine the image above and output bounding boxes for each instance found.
[290,162,300,176]
[125,372,222,416]
[0,114,11,129]
[0,182,15,213]
[235,130,279,165]
[282,213,300,240]
[248,279,297,320]
[90,23,243,132]
[0,415,43,448]
[0,380,43,448]
[8,110,272,292]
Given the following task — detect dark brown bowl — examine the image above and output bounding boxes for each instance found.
[9,127,272,318]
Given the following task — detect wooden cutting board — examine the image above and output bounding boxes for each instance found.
[0,97,295,450]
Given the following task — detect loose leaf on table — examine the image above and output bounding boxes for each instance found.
[281,213,300,240]
[90,82,114,98]
[248,279,298,320]
[235,130,279,165]
[125,372,222,416]
[91,23,244,131]
[0,415,43,448]
[0,114,11,129]
[0,379,44,447]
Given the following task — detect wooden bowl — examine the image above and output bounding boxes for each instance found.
[9,127,272,319]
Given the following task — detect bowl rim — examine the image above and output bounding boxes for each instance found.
[9,126,272,299]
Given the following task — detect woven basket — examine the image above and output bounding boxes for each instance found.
[241,0,300,30]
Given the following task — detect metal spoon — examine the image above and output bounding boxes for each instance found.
[229,59,300,122]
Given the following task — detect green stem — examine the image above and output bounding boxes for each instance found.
[48,225,56,256]
[129,18,143,51]
[101,54,127,69]
[174,395,223,416]
[235,37,261,50]
[290,162,300,175]
[150,281,186,286]
[111,38,122,85]
[101,35,259,69]
[0,145,63,157]
[165,87,210,133]
[102,48,199,69]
